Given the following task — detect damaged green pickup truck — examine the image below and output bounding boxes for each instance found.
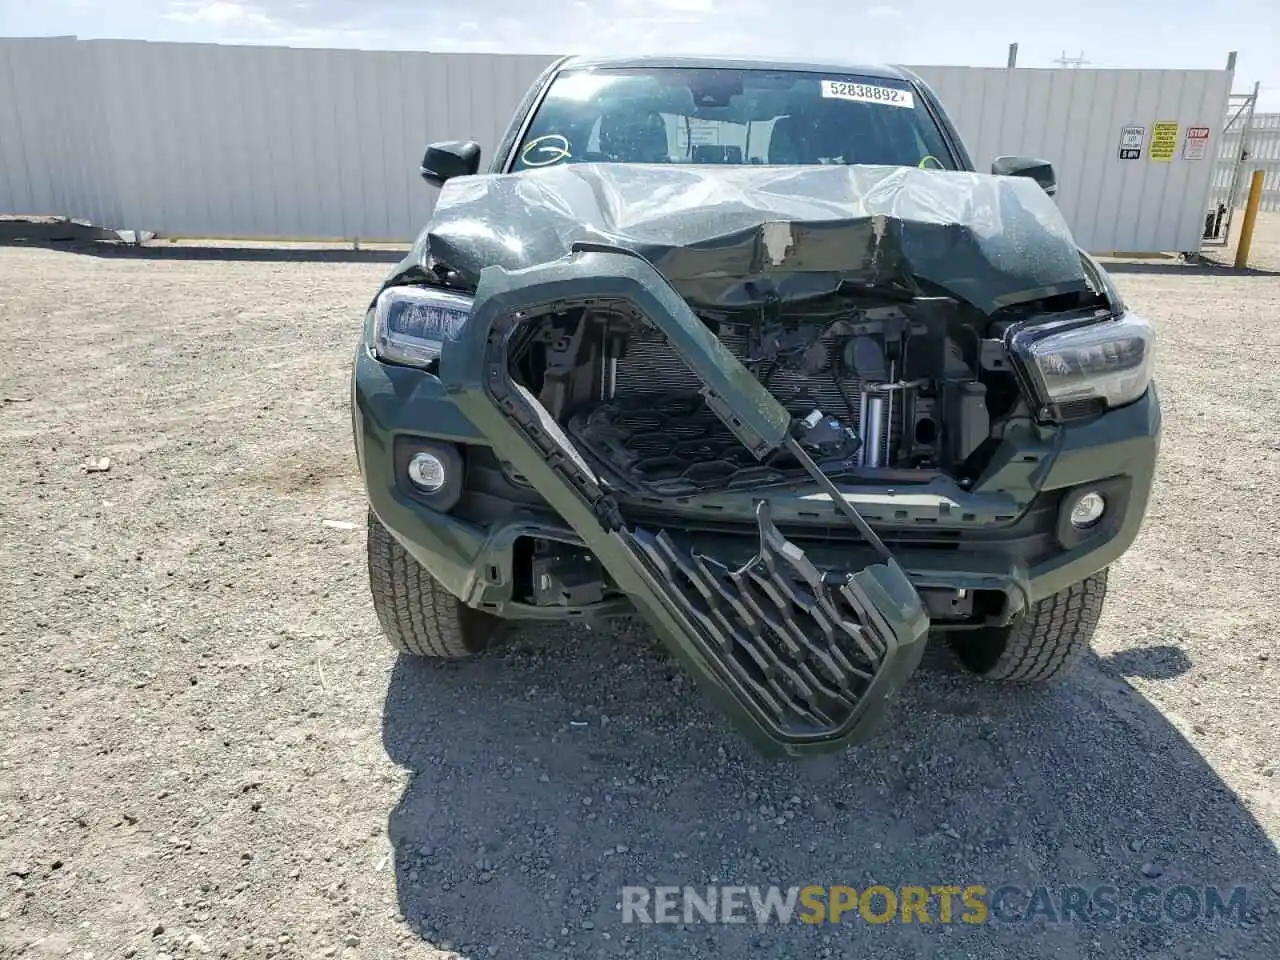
[350,56,1160,757]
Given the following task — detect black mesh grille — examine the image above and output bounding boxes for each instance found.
[567,394,817,496]
[629,504,904,735]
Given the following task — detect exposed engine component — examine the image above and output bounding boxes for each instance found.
[604,322,857,417]
[795,408,861,462]
[847,336,888,467]
[507,294,1012,495]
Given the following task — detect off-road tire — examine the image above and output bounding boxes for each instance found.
[366,509,504,657]
[949,569,1109,682]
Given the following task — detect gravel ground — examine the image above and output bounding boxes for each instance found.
[1,217,1278,960]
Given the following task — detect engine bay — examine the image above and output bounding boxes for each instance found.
[506,294,1026,497]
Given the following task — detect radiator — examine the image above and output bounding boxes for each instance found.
[610,324,863,420]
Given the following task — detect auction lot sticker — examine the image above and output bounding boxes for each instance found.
[1149,121,1179,162]
[821,79,915,109]
[1182,126,1211,160]
[1119,124,1145,160]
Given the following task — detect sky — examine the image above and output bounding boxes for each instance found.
[2,0,1277,108]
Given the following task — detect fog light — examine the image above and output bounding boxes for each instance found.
[1070,491,1106,528]
[406,451,447,492]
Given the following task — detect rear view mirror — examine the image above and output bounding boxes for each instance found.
[992,155,1057,197]
[421,140,482,186]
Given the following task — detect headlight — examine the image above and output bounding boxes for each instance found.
[1009,310,1154,418]
[371,286,473,367]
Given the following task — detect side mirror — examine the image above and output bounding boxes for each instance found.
[991,155,1057,197]
[420,140,482,186]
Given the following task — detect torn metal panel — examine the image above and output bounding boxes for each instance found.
[418,163,1090,315]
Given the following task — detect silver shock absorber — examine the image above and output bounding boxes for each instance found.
[861,383,888,467]
[857,364,929,468]
[599,321,619,401]
[850,336,888,467]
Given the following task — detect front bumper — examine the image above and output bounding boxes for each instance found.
[352,253,1161,757]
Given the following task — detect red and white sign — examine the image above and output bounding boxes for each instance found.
[1182,126,1211,160]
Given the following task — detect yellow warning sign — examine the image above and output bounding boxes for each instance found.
[1149,121,1179,162]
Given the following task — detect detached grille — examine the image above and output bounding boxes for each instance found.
[613,324,863,419]
[628,501,928,739]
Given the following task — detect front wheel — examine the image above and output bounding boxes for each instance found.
[366,509,507,657]
[948,570,1108,682]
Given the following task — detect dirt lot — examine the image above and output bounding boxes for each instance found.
[1,218,1278,960]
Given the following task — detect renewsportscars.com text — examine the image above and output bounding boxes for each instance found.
[619,884,1250,926]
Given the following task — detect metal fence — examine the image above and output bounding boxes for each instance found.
[0,38,1234,253]
[1211,111,1280,215]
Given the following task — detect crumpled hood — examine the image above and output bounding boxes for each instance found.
[418,163,1091,316]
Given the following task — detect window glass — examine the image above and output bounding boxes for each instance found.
[511,68,955,171]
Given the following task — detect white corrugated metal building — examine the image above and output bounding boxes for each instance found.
[0,38,1237,253]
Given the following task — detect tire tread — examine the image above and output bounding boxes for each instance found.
[955,570,1109,682]
[366,509,495,658]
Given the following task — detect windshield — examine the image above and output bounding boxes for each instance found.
[511,67,956,172]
